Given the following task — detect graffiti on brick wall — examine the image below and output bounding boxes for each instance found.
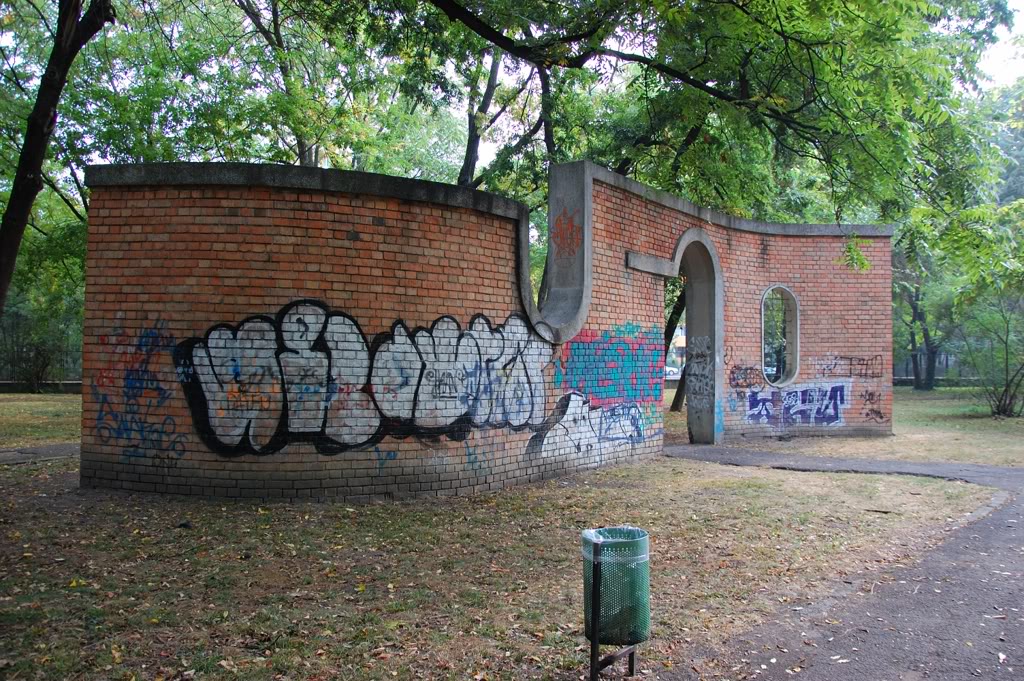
[743,380,851,430]
[728,364,764,391]
[92,320,187,460]
[859,389,889,423]
[550,207,583,259]
[375,445,398,471]
[685,335,713,410]
[812,355,883,379]
[555,322,663,408]
[527,392,645,461]
[174,300,650,460]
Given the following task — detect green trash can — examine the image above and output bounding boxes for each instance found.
[582,526,651,646]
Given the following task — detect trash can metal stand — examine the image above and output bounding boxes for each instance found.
[582,527,651,679]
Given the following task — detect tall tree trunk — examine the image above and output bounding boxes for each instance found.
[923,347,938,391]
[665,286,686,412]
[907,285,940,391]
[458,51,501,186]
[670,364,686,412]
[909,327,923,390]
[664,288,685,354]
[537,67,556,156]
[0,0,115,318]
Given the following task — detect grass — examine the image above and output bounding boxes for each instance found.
[0,456,990,680]
[0,393,81,449]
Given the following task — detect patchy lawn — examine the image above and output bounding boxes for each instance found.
[0,456,989,680]
[0,394,81,449]
[706,387,1024,467]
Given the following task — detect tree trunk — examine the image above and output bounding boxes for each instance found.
[537,67,556,156]
[909,326,923,389]
[907,285,941,391]
[923,347,938,391]
[664,288,685,354]
[665,286,686,413]
[457,51,501,187]
[0,0,115,319]
[670,364,686,412]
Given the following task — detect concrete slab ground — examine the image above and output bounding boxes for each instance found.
[0,442,79,465]
[665,445,1024,681]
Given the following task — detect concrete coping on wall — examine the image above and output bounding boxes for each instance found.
[583,162,895,239]
[84,163,532,225]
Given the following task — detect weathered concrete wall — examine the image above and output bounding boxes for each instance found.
[80,161,891,500]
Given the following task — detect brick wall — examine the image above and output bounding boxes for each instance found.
[81,173,659,500]
[590,176,892,440]
[81,163,890,500]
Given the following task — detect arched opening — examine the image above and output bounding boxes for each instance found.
[762,285,799,386]
[679,240,719,443]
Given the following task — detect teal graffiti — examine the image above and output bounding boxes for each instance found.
[555,324,663,408]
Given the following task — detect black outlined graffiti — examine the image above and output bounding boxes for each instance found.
[175,300,647,458]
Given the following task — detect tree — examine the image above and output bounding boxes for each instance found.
[0,0,115,318]
[413,0,1010,211]
[991,68,1023,204]
[664,277,686,412]
[958,284,1024,417]
[893,253,957,390]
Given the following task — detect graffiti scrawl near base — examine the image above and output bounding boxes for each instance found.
[744,381,851,430]
[93,320,187,460]
[174,301,649,460]
[527,392,644,461]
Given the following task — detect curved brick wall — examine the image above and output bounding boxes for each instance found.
[81,161,891,500]
[588,167,893,440]
[81,165,661,499]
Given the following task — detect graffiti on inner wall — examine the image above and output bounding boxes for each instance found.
[813,355,883,379]
[685,336,713,410]
[554,322,664,439]
[743,380,851,430]
[728,364,764,391]
[92,320,187,460]
[555,323,663,407]
[526,392,644,462]
[174,301,653,461]
[550,207,583,259]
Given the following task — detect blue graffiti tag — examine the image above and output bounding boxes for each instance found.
[464,441,489,472]
[93,320,186,460]
[744,382,849,430]
[375,445,398,471]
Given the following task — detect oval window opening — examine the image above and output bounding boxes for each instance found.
[762,286,798,386]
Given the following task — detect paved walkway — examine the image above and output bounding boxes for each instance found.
[0,442,78,465]
[664,445,1024,681]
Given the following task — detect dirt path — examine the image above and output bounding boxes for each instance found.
[665,445,1024,680]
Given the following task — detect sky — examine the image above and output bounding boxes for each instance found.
[977,0,1023,88]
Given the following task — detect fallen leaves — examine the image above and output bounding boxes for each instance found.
[0,457,993,681]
